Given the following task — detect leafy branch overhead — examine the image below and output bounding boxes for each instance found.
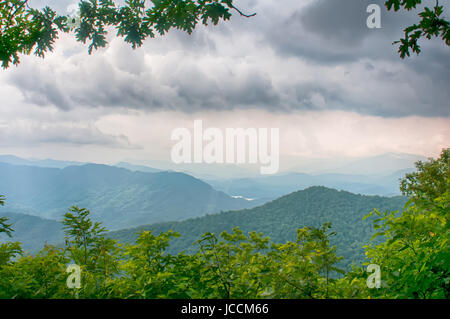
[0,196,14,238]
[386,0,450,58]
[0,0,256,68]
[1,1,449,68]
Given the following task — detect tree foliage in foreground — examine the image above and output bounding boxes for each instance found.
[0,207,354,298]
[363,148,449,298]
[0,149,448,298]
[0,0,255,68]
[1,0,449,69]
[0,195,14,238]
[386,0,450,58]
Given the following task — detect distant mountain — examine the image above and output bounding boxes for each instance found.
[114,162,163,173]
[0,212,64,253]
[0,154,85,169]
[109,186,407,269]
[204,169,412,199]
[318,152,426,175]
[284,152,425,176]
[0,163,262,230]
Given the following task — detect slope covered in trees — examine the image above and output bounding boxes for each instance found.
[110,186,407,269]
[0,212,64,252]
[0,162,262,229]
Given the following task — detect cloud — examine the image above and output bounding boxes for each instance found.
[266,0,448,62]
[0,0,445,167]
[2,0,449,120]
[6,34,281,112]
[298,0,413,47]
[0,87,137,149]
[28,0,79,14]
[94,109,450,165]
[0,119,136,148]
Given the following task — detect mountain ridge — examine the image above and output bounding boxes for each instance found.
[109,186,408,268]
[0,162,261,230]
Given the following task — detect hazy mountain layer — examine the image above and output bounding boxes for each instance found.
[0,163,261,230]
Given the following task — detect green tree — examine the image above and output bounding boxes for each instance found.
[110,229,191,298]
[386,0,450,58]
[0,0,255,68]
[267,224,344,299]
[108,225,345,299]
[63,206,107,265]
[0,195,14,238]
[0,245,70,298]
[0,194,23,269]
[364,148,449,298]
[400,148,449,203]
[0,217,13,238]
[307,222,345,298]
[62,206,120,297]
[194,228,271,298]
[0,212,19,266]
[0,241,22,266]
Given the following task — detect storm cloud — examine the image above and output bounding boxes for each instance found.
[0,0,448,161]
[3,0,448,118]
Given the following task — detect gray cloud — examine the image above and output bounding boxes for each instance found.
[28,0,77,14]
[299,0,413,46]
[0,121,136,148]
[4,0,450,118]
[8,46,281,112]
[266,0,447,62]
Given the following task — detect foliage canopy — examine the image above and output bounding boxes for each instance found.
[1,0,449,68]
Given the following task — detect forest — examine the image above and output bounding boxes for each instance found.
[0,148,448,299]
[108,186,408,270]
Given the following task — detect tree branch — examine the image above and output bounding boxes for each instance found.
[230,4,256,18]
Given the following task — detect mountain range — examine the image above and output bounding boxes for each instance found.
[1,186,407,266]
[204,169,412,199]
[0,153,416,260]
[0,162,263,230]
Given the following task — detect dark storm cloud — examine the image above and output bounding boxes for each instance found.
[260,0,450,116]
[8,52,280,112]
[5,0,450,118]
[265,0,445,63]
[299,0,413,46]
[10,69,72,110]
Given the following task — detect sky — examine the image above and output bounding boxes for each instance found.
[0,0,449,175]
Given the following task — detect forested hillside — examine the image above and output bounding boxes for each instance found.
[0,163,261,229]
[110,186,407,269]
[0,212,64,252]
